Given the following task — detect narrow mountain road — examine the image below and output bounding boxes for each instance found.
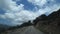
[22,26,43,34]
[1,26,44,34]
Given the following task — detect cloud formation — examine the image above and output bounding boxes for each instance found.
[0,0,38,26]
[0,0,60,26]
[27,0,60,15]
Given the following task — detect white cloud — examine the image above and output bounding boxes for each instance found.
[28,0,47,7]
[0,0,39,26]
[27,0,60,14]
[0,10,38,26]
[0,0,60,26]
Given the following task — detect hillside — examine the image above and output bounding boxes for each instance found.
[33,9,60,34]
[0,24,10,33]
[1,26,43,34]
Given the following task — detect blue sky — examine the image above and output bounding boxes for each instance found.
[0,0,60,26]
[14,0,36,10]
[13,0,40,11]
[0,9,5,14]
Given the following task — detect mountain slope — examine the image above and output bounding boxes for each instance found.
[0,24,10,33]
[33,9,60,34]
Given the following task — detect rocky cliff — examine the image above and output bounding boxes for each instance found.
[33,9,60,34]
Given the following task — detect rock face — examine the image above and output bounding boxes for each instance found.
[33,9,60,34]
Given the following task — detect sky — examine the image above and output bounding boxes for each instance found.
[0,0,60,26]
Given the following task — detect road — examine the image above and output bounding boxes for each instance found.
[1,26,44,34]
